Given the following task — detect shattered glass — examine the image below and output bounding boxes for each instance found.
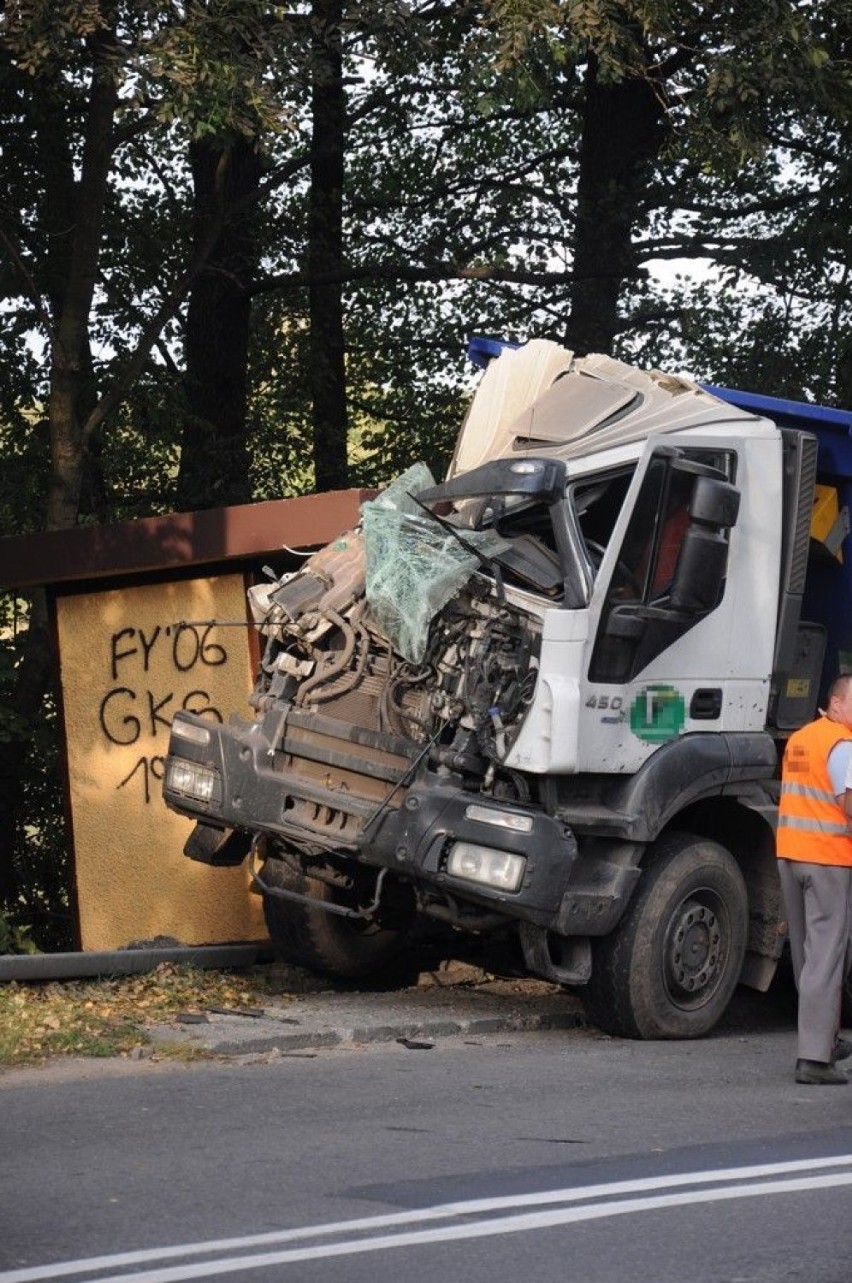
[361,463,508,662]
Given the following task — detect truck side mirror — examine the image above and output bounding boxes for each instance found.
[668,477,740,612]
[688,475,740,528]
[668,528,729,611]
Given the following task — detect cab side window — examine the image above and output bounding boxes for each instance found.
[590,450,737,683]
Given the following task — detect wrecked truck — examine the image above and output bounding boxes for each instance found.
[163,337,852,1039]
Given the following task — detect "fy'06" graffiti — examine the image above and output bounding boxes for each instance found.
[99,623,230,804]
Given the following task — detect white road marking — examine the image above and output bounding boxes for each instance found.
[2,1154,852,1283]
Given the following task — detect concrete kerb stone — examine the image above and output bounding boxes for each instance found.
[145,983,587,1058]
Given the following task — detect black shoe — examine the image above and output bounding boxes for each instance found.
[795,1059,848,1085]
[833,1036,852,1063]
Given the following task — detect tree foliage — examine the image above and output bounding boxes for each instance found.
[1,0,852,947]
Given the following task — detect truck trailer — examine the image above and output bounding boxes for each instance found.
[163,338,852,1039]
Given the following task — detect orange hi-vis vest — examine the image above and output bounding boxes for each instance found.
[777,715,852,867]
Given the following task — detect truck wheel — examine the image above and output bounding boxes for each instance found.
[259,855,415,980]
[582,831,748,1039]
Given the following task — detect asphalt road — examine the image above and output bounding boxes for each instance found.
[2,973,852,1283]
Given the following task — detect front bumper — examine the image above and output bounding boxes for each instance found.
[163,710,579,929]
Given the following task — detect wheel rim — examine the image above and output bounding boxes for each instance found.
[663,891,730,1011]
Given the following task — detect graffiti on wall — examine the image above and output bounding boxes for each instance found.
[101,622,229,803]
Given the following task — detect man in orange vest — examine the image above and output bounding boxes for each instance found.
[777,674,852,1084]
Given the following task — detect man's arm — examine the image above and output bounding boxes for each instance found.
[841,746,852,818]
[828,740,852,818]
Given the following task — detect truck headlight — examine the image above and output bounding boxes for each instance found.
[446,842,526,893]
[165,757,221,804]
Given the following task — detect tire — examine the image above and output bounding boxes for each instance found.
[582,831,748,1040]
[259,854,414,980]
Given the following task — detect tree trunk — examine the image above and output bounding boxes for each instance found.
[176,135,262,512]
[0,601,53,914]
[309,0,348,492]
[46,30,118,529]
[1,31,118,922]
[566,52,667,355]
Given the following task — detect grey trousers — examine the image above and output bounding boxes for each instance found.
[778,859,852,1063]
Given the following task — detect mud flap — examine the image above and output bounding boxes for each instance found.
[183,822,251,867]
[519,922,591,985]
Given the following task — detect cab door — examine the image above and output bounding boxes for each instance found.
[579,447,740,772]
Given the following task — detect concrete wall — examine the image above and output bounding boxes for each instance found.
[56,574,265,950]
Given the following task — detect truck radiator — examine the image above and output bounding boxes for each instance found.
[269,687,429,848]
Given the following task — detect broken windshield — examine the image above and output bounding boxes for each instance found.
[360,457,622,662]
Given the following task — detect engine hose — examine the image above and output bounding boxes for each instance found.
[503,768,530,801]
[302,607,370,705]
[389,674,433,738]
[476,714,498,763]
[295,607,356,703]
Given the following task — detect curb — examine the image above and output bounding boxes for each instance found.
[0,945,265,984]
[146,988,586,1057]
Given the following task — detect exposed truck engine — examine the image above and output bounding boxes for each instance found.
[163,338,852,1039]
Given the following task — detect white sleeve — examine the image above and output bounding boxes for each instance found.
[828,741,852,795]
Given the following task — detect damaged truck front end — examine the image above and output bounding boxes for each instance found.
[165,340,782,1039]
[164,456,587,979]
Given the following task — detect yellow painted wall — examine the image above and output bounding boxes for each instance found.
[56,575,267,950]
